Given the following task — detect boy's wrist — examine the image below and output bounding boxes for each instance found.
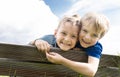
[29,39,38,45]
[33,39,39,45]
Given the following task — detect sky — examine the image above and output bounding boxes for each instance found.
[0,0,59,44]
[0,0,120,55]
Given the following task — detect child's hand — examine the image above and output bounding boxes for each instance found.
[35,40,51,52]
[46,52,64,64]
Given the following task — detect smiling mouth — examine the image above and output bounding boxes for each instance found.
[82,39,90,44]
[60,42,70,46]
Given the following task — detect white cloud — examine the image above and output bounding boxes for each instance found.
[64,0,120,15]
[100,26,120,55]
[64,0,91,15]
[0,0,59,45]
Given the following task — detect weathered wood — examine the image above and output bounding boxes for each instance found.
[95,67,120,77]
[0,43,88,63]
[0,43,120,77]
[100,54,120,67]
[0,59,79,77]
[0,43,87,77]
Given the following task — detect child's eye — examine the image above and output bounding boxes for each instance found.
[61,32,66,35]
[71,35,77,38]
[92,34,98,38]
[82,29,87,33]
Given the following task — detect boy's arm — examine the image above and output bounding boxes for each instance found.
[46,52,99,77]
[62,56,99,77]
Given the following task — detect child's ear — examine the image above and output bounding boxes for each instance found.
[54,29,58,36]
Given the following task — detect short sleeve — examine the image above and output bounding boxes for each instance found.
[39,35,55,45]
[85,42,103,59]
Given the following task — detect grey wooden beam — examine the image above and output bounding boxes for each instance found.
[0,43,119,77]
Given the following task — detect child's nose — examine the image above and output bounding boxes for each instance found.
[85,34,91,39]
[84,34,91,41]
[64,36,71,41]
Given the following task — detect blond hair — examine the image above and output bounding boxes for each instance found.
[81,12,109,38]
[57,14,81,29]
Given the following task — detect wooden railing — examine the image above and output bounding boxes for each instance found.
[0,43,119,77]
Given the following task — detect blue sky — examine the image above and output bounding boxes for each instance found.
[44,0,120,26]
[0,0,120,55]
[44,0,75,16]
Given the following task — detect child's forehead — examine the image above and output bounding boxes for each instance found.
[82,21,103,33]
[82,20,94,27]
[62,22,79,29]
[61,21,79,27]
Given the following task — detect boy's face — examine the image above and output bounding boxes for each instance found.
[79,22,101,48]
[54,22,79,51]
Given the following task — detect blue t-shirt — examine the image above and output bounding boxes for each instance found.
[40,35,102,59]
[40,35,58,47]
[76,42,102,59]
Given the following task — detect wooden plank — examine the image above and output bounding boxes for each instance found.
[0,43,88,62]
[0,43,120,67]
[95,67,120,77]
[0,43,87,77]
[0,43,120,77]
[100,54,120,67]
[0,59,79,77]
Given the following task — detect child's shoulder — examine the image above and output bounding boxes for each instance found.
[41,34,56,45]
[94,42,103,49]
[42,34,55,39]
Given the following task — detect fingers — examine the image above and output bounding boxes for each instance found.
[35,40,51,52]
[38,41,50,52]
[45,52,52,61]
[46,52,56,56]
[45,52,62,64]
[46,52,57,60]
[46,52,56,63]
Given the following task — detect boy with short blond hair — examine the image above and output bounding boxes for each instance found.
[30,14,81,52]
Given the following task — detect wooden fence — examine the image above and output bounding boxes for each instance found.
[0,43,119,77]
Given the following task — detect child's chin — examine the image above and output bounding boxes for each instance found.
[81,44,88,48]
[61,48,70,51]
